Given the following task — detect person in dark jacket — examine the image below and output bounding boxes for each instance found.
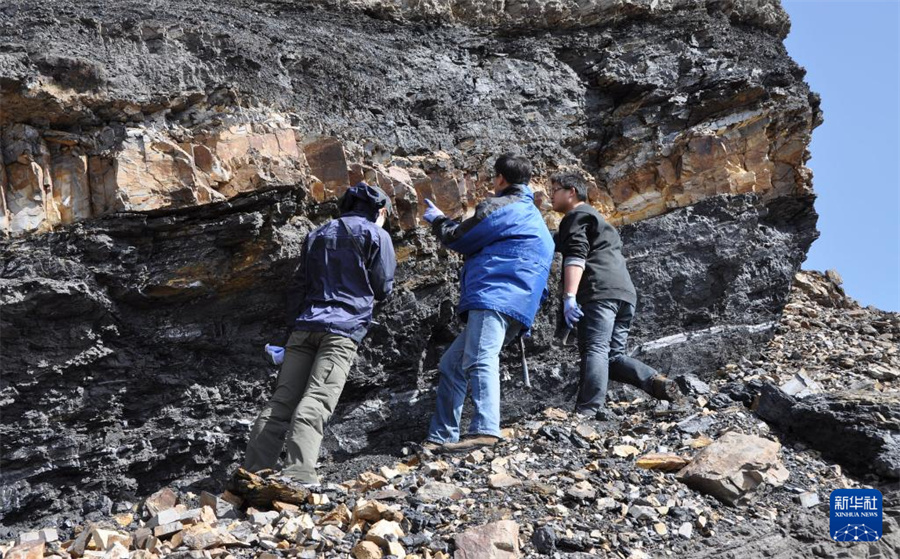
[242,182,396,484]
[551,172,681,419]
[421,154,555,452]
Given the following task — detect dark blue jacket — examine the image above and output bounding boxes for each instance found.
[431,184,554,329]
[286,213,396,343]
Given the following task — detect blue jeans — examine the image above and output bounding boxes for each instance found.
[427,310,522,443]
[576,299,658,415]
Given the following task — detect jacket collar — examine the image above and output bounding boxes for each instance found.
[497,183,532,198]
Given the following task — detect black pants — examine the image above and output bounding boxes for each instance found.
[575,299,658,414]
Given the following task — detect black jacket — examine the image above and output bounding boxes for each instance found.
[555,204,636,306]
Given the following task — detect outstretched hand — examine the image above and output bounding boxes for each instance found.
[423,199,445,224]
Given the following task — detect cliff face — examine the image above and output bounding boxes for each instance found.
[0,0,819,526]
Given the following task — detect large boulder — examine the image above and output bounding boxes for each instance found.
[676,431,789,506]
[454,520,520,559]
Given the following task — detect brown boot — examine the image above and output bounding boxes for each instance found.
[442,435,500,453]
[420,440,445,454]
[650,376,684,402]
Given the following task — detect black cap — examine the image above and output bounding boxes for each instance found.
[339,182,392,218]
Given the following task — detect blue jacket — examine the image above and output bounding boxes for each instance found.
[431,184,554,329]
[286,213,396,343]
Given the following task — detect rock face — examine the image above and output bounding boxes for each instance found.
[1,0,819,233]
[0,0,819,527]
[757,385,900,479]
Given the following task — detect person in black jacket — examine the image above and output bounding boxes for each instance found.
[551,172,681,418]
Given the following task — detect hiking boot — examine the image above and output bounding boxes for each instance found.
[594,407,618,422]
[650,375,684,402]
[442,435,500,453]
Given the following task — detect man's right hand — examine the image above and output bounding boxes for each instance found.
[563,295,583,329]
[423,199,445,224]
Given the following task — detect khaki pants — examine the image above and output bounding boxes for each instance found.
[243,330,357,483]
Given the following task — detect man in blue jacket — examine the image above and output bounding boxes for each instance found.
[422,154,555,453]
[243,182,396,484]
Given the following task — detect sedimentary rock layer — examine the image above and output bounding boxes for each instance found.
[1,0,819,234]
[758,384,900,479]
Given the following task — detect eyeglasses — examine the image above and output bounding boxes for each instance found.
[551,186,570,194]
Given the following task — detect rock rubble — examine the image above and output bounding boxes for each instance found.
[2,269,897,558]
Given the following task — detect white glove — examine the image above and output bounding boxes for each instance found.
[264,344,285,366]
[423,199,445,223]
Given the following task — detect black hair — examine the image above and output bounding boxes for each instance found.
[550,172,588,202]
[494,154,532,185]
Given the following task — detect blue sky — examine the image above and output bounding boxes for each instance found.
[782,0,900,311]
